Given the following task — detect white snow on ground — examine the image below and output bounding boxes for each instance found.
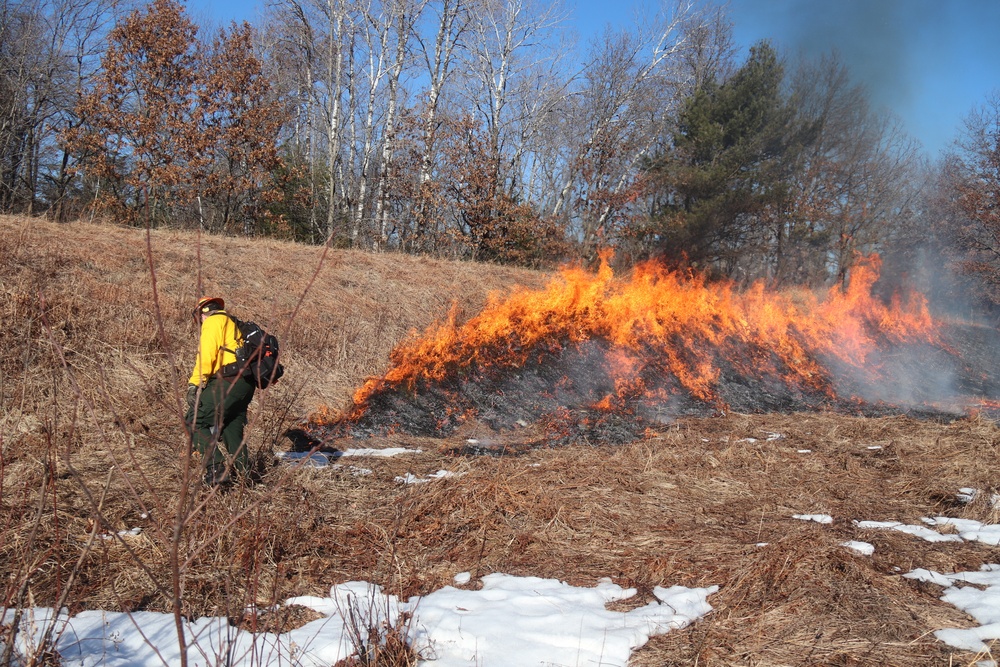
[395,469,463,484]
[342,447,423,458]
[852,519,964,543]
[276,447,422,468]
[266,449,1000,663]
[275,451,333,467]
[957,487,1000,507]
[798,493,1000,659]
[841,541,875,555]
[405,574,717,666]
[924,517,1000,546]
[905,565,1000,653]
[2,577,718,667]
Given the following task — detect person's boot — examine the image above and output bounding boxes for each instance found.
[204,461,232,489]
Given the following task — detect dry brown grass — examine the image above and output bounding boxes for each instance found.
[2,214,999,665]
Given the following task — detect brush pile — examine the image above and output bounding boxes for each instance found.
[320,254,1000,445]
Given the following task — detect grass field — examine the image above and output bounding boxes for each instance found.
[2,214,998,665]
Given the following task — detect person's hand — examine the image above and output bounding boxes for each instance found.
[186,385,198,412]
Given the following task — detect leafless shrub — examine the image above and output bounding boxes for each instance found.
[334,590,416,667]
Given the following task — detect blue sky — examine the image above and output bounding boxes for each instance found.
[725,0,1000,159]
[186,0,1000,159]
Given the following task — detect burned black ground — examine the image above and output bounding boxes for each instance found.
[317,321,1000,446]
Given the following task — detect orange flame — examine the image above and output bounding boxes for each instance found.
[349,252,935,416]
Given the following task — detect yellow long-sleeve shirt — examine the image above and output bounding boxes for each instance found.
[188,311,242,386]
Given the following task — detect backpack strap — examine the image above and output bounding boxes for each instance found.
[218,315,246,377]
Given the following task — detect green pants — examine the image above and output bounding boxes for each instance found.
[186,376,255,474]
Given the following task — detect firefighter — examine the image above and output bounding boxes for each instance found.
[186,296,256,488]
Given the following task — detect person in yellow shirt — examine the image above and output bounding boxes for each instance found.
[185,296,255,488]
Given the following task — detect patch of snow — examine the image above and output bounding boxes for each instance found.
[277,448,422,467]
[924,517,1000,546]
[1,576,718,667]
[276,451,331,467]
[957,488,978,503]
[955,488,1000,508]
[904,565,1000,653]
[793,514,833,524]
[408,575,718,667]
[841,541,874,555]
[341,447,422,457]
[100,527,142,540]
[904,568,955,587]
[395,470,461,485]
[853,520,962,543]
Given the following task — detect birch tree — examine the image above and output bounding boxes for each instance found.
[271,0,357,242]
[370,0,426,249]
[319,0,352,242]
[407,0,469,249]
[349,0,401,246]
[260,0,323,240]
[460,0,564,198]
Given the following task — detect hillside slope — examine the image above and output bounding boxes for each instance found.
[0,214,546,431]
[2,215,999,666]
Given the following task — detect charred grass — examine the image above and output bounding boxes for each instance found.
[2,214,999,665]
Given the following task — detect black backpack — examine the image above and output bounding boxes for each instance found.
[222,316,285,389]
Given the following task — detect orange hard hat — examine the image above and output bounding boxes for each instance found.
[193,296,225,319]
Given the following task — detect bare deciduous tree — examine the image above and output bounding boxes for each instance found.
[781,53,921,286]
[459,0,565,198]
[0,0,927,278]
[939,92,1000,304]
[0,0,116,217]
[370,0,427,249]
[546,0,698,262]
[407,0,470,250]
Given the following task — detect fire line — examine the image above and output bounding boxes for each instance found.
[315,252,972,443]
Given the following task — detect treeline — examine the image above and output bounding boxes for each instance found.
[3,0,1000,296]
